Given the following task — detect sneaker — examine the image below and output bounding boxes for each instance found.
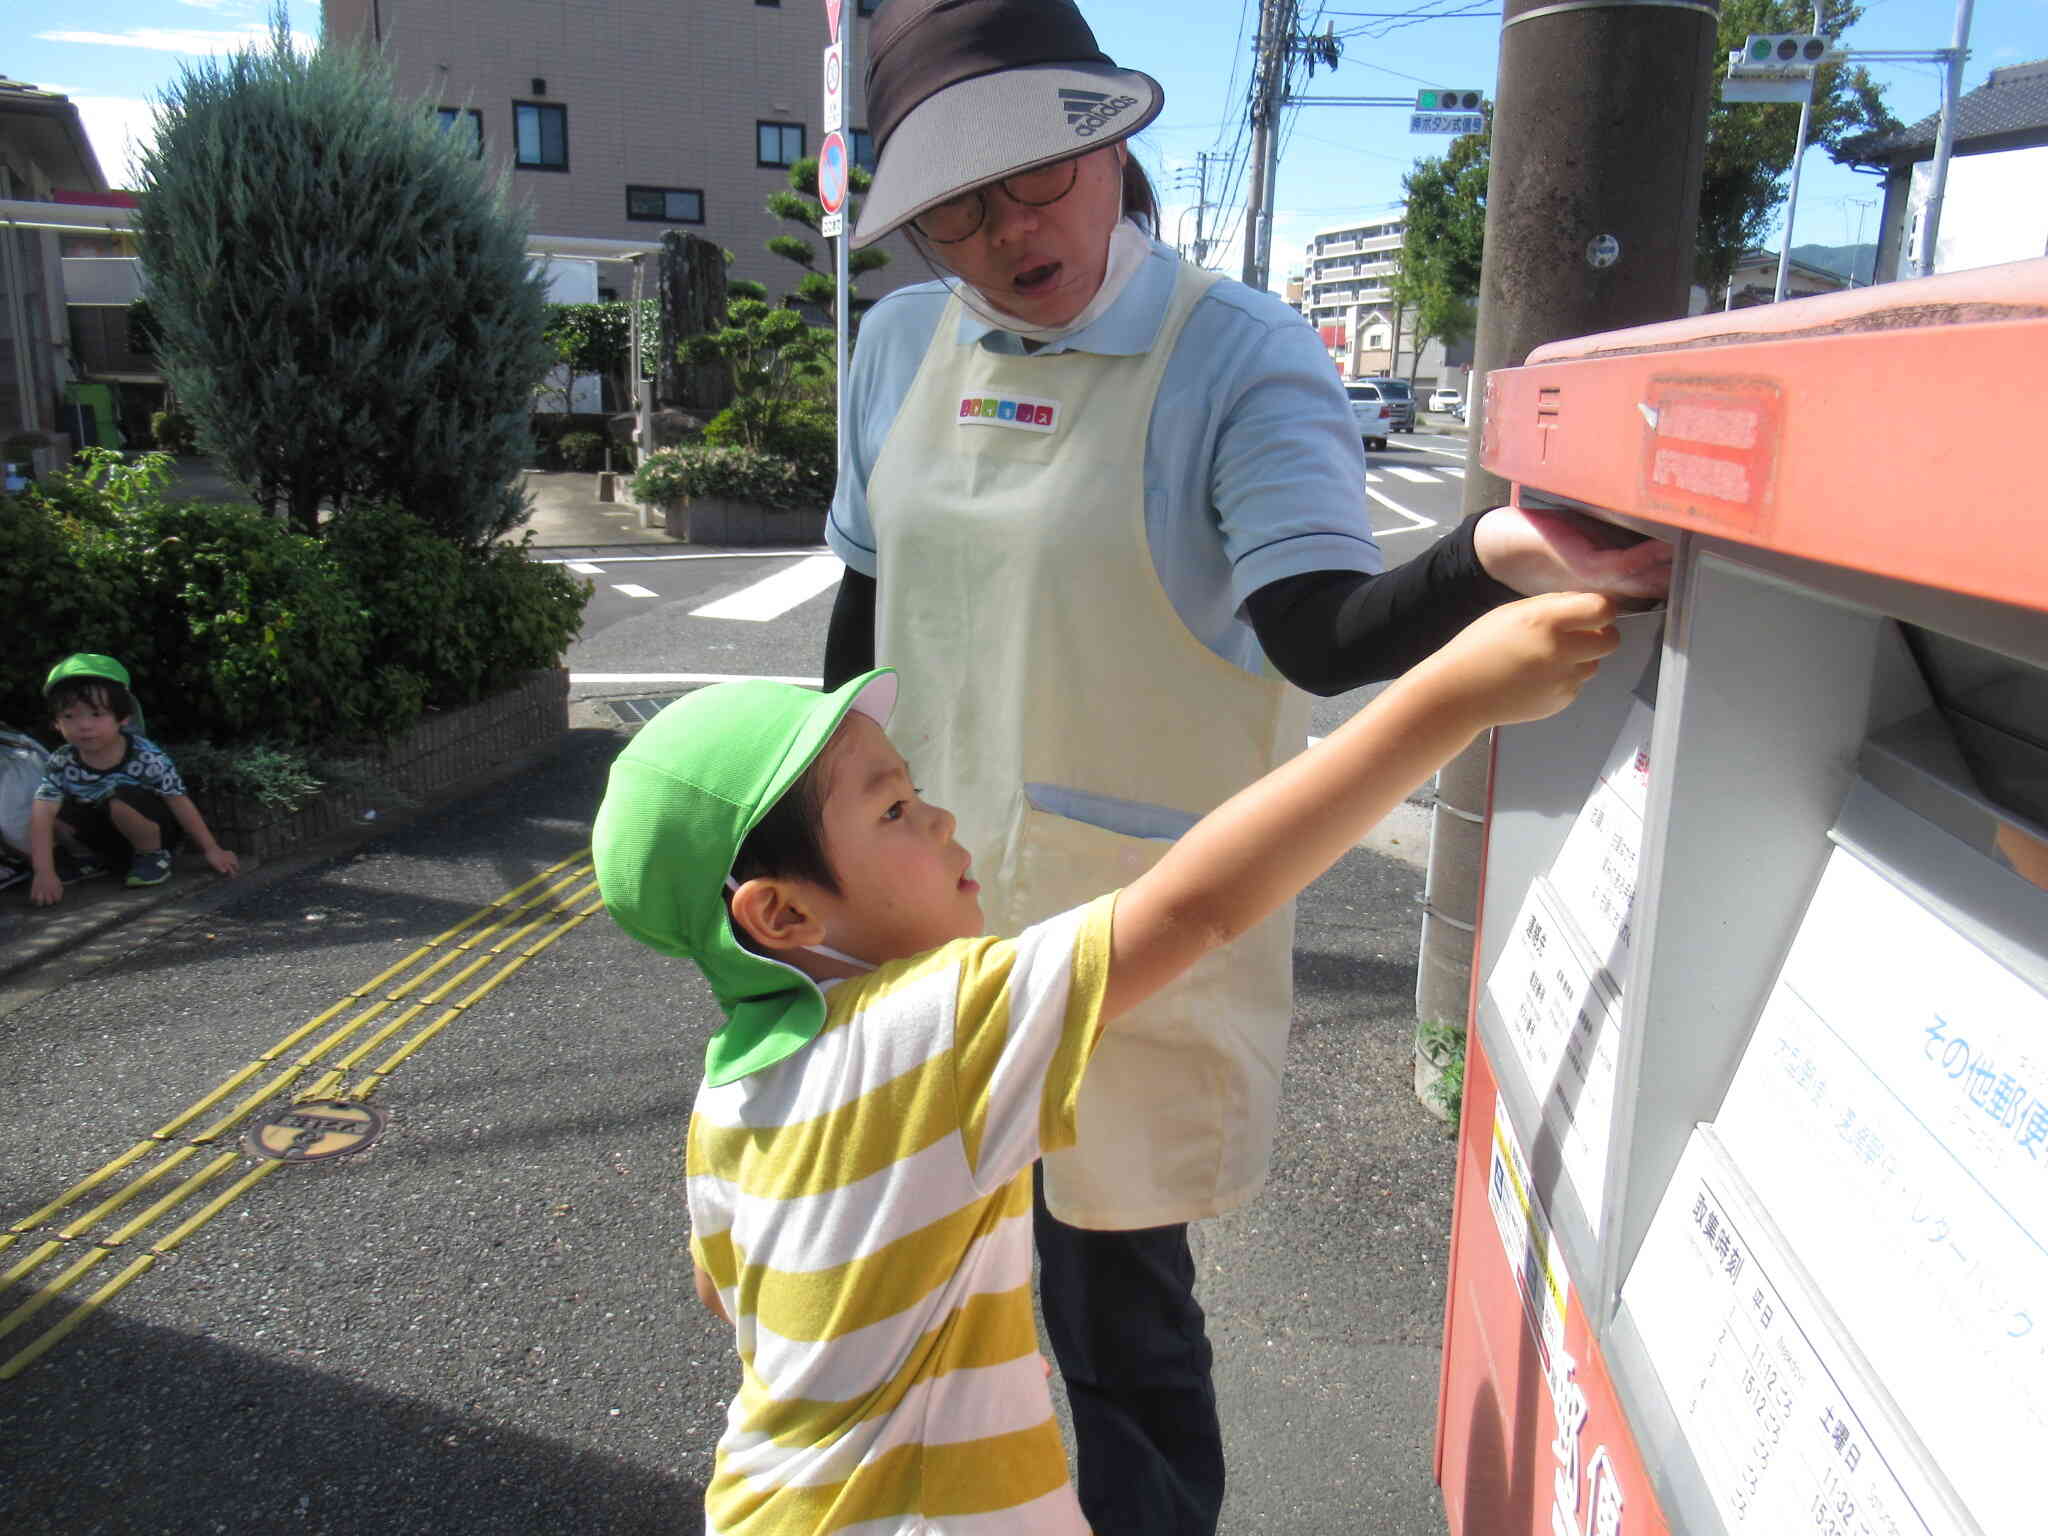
[125,849,174,888]
[54,849,106,885]
[0,858,29,892]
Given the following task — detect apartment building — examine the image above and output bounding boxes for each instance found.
[1301,213,1406,378]
[1,77,113,471]
[1297,210,1461,389]
[322,0,921,303]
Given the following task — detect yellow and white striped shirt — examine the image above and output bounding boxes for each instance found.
[687,895,1117,1535]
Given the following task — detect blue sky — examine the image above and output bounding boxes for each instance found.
[17,0,2044,288]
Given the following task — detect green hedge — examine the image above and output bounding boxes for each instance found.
[628,443,831,514]
[0,453,590,756]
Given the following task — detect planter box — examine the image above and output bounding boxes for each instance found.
[660,494,825,547]
[203,668,569,864]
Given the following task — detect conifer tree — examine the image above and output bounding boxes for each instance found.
[134,15,555,545]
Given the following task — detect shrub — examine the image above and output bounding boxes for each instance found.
[0,493,138,732]
[100,497,385,745]
[702,401,835,481]
[148,409,197,455]
[135,20,554,544]
[557,431,606,472]
[4,460,589,763]
[629,444,830,513]
[325,503,589,710]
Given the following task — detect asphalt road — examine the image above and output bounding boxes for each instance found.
[0,431,1477,1535]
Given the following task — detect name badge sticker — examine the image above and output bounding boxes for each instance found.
[957,393,1059,434]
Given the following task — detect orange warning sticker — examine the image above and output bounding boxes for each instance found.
[1639,375,1783,536]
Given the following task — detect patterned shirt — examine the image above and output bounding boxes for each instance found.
[687,895,1117,1535]
[35,733,186,805]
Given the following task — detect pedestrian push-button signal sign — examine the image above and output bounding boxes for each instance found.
[1412,88,1485,136]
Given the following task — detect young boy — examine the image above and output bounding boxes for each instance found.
[28,653,240,907]
[591,591,1619,1535]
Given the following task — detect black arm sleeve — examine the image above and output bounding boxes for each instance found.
[1244,513,1522,696]
[822,567,878,690]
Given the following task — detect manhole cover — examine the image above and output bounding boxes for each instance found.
[243,1099,389,1163]
[608,696,681,726]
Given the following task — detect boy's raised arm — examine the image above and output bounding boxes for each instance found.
[1103,592,1620,1023]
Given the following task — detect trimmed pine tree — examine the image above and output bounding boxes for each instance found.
[134,17,555,545]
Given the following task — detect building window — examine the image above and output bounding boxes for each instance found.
[757,0,779,6]
[514,101,568,170]
[851,127,876,173]
[627,185,705,224]
[757,120,804,168]
[435,107,484,158]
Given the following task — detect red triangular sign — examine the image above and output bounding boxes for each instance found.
[825,0,842,41]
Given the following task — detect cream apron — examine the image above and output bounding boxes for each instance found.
[866,264,1311,1229]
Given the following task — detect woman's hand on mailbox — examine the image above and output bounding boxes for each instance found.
[1473,504,1673,607]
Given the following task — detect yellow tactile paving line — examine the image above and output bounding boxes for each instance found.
[0,848,605,1381]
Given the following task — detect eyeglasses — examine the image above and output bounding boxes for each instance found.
[911,157,1082,244]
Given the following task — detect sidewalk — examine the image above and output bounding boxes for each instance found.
[1,701,1459,1536]
[519,469,679,550]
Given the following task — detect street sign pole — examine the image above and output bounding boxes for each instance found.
[823,0,854,494]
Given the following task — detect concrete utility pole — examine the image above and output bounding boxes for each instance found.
[1418,0,1722,1055]
[1241,0,1289,290]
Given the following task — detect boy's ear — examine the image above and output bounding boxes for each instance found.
[727,876,827,953]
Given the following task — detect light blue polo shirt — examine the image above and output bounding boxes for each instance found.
[826,234,1382,677]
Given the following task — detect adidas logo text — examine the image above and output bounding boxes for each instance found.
[1058,88,1139,138]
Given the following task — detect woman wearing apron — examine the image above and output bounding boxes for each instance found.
[825,2,1671,1528]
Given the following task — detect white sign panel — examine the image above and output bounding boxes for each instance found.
[822,41,844,135]
[1712,847,2047,1536]
[1546,696,1652,974]
[1625,1129,1969,1536]
[1411,111,1485,135]
[820,210,843,239]
[1487,1094,1570,1359]
[1484,879,1623,1226]
[1482,697,1650,1227]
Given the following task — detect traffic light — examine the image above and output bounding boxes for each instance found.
[1729,34,1831,73]
[1416,89,1484,112]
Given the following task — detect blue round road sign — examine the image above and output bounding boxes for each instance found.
[818,131,849,215]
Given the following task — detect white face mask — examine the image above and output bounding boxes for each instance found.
[724,877,874,972]
[955,216,1154,343]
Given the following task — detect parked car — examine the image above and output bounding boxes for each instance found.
[1343,383,1392,452]
[1354,376,1414,431]
[1429,386,1463,414]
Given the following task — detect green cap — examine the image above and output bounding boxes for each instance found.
[592,669,897,1086]
[44,652,144,732]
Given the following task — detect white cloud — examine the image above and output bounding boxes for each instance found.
[35,26,315,57]
[67,96,163,190]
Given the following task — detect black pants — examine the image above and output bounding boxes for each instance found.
[1033,1165,1225,1534]
[57,788,181,868]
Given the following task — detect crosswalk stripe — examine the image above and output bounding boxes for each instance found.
[1386,466,1438,484]
[1366,471,1383,483]
[1367,488,1437,534]
[566,561,604,575]
[691,553,844,622]
[1439,467,1464,478]
[611,583,657,599]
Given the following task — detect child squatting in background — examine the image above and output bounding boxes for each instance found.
[28,653,239,907]
[591,590,1619,1535]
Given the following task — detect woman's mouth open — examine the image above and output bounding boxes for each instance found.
[1012,261,1062,295]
